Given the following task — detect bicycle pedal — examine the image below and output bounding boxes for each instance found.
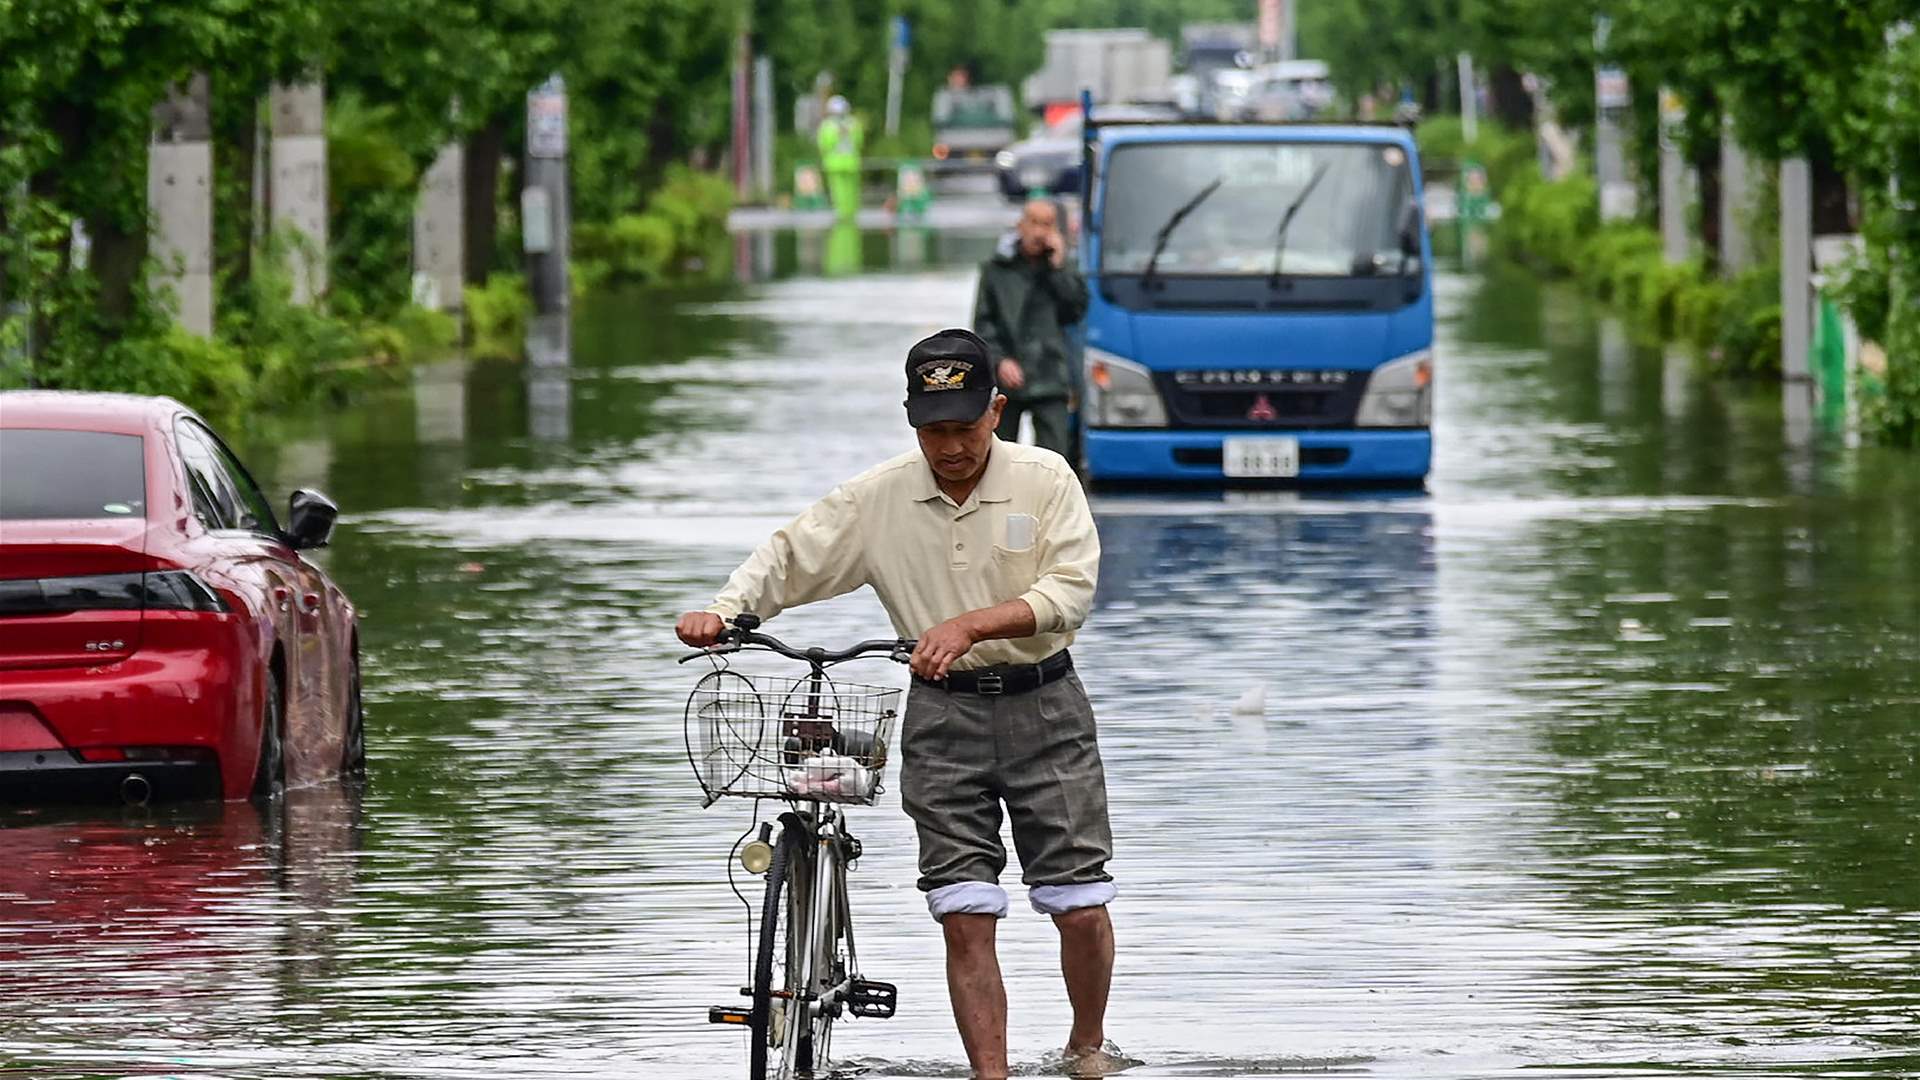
[708,1005,751,1026]
[846,978,897,1018]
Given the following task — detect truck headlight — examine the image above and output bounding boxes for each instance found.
[994,150,1017,169]
[1084,347,1167,427]
[1355,349,1433,428]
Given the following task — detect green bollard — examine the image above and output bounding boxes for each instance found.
[896,161,932,221]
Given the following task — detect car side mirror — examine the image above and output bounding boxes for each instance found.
[285,489,339,551]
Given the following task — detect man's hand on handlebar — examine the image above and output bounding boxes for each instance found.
[676,611,728,647]
[910,615,978,682]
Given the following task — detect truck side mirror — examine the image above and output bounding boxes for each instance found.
[1397,199,1423,259]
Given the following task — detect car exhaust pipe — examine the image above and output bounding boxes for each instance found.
[120,773,152,807]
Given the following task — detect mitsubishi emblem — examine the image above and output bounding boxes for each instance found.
[1247,393,1278,422]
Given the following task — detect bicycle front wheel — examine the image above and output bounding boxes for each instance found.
[751,820,820,1080]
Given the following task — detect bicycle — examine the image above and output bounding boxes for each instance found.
[681,613,914,1080]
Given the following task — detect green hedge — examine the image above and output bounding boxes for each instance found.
[574,166,734,287]
[1482,138,1782,377]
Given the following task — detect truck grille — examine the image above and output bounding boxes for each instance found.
[1155,369,1370,429]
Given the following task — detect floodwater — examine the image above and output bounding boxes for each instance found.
[4,225,1919,1080]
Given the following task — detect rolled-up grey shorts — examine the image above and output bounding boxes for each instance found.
[900,669,1116,922]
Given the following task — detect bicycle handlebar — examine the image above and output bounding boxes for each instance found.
[677,615,915,667]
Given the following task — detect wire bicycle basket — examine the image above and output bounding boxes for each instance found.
[686,669,902,807]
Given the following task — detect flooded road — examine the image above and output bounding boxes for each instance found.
[4,233,1919,1079]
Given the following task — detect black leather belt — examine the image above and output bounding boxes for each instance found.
[917,650,1073,696]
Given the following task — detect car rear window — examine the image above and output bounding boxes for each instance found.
[0,429,147,520]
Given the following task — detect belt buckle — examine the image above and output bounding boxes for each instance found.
[976,672,1005,695]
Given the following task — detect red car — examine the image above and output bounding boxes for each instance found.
[0,391,362,803]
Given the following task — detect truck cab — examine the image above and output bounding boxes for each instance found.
[1078,123,1433,485]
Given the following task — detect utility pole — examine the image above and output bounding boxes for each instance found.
[269,80,328,304]
[148,75,214,337]
[1457,54,1478,144]
[1592,18,1635,222]
[885,16,909,138]
[1656,88,1692,265]
[1779,156,1813,385]
[523,75,571,366]
[732,31,751,202]
[752,56,775,202]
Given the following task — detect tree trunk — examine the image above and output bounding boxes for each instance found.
[1486,64,1534,129]
[1810,151,1853,235]
[463,113,508,285]
[644,99,678,190]
[1695,145,1721,273]
[27,168,63,369]
[210,84,259,305]
[86,213,146,326]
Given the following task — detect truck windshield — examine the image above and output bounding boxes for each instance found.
[1101,141,1411,278]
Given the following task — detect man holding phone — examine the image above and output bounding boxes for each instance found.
[972,198,1089,460]
[675,328,1118,1078]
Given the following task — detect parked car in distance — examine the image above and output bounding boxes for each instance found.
[931,82,1018,174]
[995,103,1184,202]
[0,391,362,805]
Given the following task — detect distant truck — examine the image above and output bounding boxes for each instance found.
[1022,29,1173,111]
[931,82,1017,172]
[1075,112,1435,486]
[1176,22,1257,119]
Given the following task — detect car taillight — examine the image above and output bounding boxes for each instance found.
[0,571,228,615]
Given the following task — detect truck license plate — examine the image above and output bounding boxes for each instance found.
[1222,437,1300,478]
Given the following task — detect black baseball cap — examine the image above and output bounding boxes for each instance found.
[904,328,998,428]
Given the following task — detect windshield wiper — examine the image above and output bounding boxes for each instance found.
[1139,175,1224,291]
[1268,161,1332,288]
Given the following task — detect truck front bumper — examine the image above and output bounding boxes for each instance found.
[1084,428,1431,485]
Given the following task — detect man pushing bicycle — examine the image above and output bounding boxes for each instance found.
[676,328,1119,1078]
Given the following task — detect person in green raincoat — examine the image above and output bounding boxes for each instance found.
[818,95,863,221]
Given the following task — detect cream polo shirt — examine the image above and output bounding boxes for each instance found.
[707,438,1099,670]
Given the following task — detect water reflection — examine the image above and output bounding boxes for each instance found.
[0,784,363,1071]
[4,232,1919,1079]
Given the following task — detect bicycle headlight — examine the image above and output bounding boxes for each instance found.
[740,839,774,875]
[1084,346,1167,428]
[994,149,1017,169]
[1355,349,1433,428]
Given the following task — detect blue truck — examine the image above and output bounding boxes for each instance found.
[1075,112,1433,485]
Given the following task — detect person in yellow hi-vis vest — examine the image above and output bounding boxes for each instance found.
[818,95,864,221]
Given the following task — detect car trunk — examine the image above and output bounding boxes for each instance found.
[0,518,156,670]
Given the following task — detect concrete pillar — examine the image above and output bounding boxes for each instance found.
[148,75,215,337]
[269,81,328,303]
[1657,88,1692,265]
[1779,157,1813,384]
[1719,120,1758,274]
[412,142,464,312]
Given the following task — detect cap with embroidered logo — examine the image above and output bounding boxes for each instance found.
[904,328,998,428]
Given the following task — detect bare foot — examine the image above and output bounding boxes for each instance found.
[1061,1040,1137,1077]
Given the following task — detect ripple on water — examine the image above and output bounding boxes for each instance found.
[4,261,1918,1078]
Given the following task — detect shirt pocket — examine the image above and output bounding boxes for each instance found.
[988,543,1041,602]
